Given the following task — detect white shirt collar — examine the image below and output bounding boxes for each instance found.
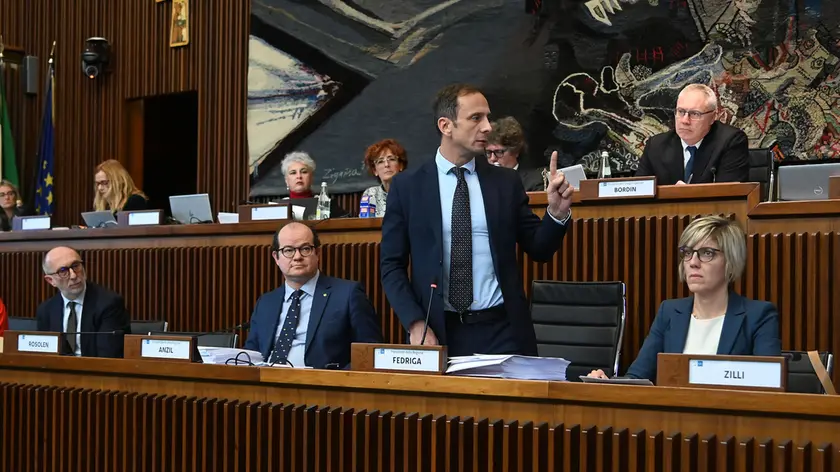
[61,287,86,308]
[285,271,320,300]
[435,147,475,175]
[681,138,704,151]
[513,163,520,170]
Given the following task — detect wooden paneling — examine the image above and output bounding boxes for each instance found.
[0,0,248,225]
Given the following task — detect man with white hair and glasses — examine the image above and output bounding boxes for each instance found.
[636,83,749,185]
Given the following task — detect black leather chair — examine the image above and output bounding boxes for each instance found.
[130,320,169,335]
[748,147,775,201]
[530,281,626,381]
[8,317,38,331]
[783,350,834,394]
[158,331,238,348]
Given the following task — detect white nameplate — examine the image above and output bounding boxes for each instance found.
[20,216,51,231]
[598,179,656,198]
[373,348,441,373]
[17,334,60,354]
[252,206,289,221]
[127,212,160,226]
[140,339,192,360]
[688,359,782,389]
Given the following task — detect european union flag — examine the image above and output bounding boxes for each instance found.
[35,64,55,216]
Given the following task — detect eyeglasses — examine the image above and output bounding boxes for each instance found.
[95,180,110,188]
[276,245,316,259]
[679,247,721,262]
[374,156,399,166]
[47,261,85,279]
[675,108,715,120]
[0,190,16,198]
[485,148,508,158]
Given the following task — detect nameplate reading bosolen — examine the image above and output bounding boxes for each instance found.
[598,179,656,198]
[141,339,192,360]
[18,334,60,354]
[688,359,782,389]
[373,348,440,373]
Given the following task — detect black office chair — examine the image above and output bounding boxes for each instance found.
[157,331,238,348]
[783,350,834,394]
[8,317,38,331]
[748,147,775,201]
[130,320,169,335]
[530,281,626,381]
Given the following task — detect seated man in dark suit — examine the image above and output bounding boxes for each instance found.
[635,84,749,185]
[485,117,545,192]
[36,246,131,358]
[244,222,383,369]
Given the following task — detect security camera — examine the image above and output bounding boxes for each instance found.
[81,37,111,79]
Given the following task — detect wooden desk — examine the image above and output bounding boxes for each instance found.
[0,355,838,471]
[748,200,840,234]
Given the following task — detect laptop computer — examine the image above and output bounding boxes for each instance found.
[778,162,840,201]
[168,194,214,224]
[81,211,118,228]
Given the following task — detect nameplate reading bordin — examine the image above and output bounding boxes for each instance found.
[17,334,60,354]
[140,338,192,360]
[688,358,783,390]
[351,343,447,375]
[598,178,656,198]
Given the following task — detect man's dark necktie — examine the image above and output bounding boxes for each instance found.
[269,290,302,364]
[449,167,473,313]
[66,301,78,354]
[684,145,697,182]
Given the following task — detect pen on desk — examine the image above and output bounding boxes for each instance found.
[686,173,694,184]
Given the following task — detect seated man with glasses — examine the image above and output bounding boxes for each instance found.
[485,117,545,192]
[586,216,780,382]
[635,83,749,185]
[35,246,131,358]
[244,222,383,369]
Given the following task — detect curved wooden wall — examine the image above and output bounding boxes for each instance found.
[0,0,249,225]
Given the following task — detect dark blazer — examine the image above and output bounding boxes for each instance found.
[626,292,781,381]
[635,121,749,185]
[35,281,131,358]
[381,156,569,355]
[0,205,29,232]
[121,194,149,212]
[244,274,382,369]
[518,167,546,192]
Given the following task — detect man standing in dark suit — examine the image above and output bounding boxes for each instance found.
[36,246,131,358]
[635,83,749,185]
[244,222,382,368]
[380,83,575,357]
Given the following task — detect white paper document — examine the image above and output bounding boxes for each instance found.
[446,354,570,381]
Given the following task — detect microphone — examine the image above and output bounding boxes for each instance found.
[686,173,694,184]
[419,278,439,346]
[710,166,717,183]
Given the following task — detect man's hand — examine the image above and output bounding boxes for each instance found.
[587,369,609,379]
[545,151,574,218]
[675,180,687,186]
[408,320,438,345]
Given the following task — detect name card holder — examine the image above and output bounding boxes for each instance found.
[579,177,657,200]
[2,330,61,355]
[351,343,446,375]
[12,215,51,231]
[656,353,786,392]
[238,203,291,222]
[124,335,200,363]
[829,176,840,200]
[117,209,164,226]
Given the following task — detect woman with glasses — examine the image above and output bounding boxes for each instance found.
[485,117,544,191]
[360,139,408,217]
[93,160,149,214]
[0,179,29,232]
[587,215,780,382]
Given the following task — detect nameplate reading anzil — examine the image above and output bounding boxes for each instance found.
[17,334,60,354]
[373,348,441,373]
[688,359,782,389]
[140,339,192,360]
[598,179,656,198]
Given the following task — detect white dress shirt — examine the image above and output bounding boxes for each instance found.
[61,290,86,357]
[681,138,704,169]
[682,314,725,355]
[272,271,320,367]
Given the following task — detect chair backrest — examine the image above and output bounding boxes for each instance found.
[8,317,38,331]
[530,281,626,380]
[783,350,834,394]
[130,320,169,335]
[748,148,774,201]
[160,331,238,348]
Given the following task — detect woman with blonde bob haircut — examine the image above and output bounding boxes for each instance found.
[588,215,780,382]
[93,160,149,213]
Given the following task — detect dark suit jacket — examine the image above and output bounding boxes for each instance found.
[122,194,149,212]
[626,292,781,381]
[518,167,545,192]
[635,121,749,185]
[35,282,131,358]
[0,205,30,232]
[381,157,569,355]
[244,274,382,369]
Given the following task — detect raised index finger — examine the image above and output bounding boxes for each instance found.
[549,151,558,176]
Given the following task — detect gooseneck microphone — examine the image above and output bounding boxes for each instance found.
[419,278,438,345]
[710,166,718,183]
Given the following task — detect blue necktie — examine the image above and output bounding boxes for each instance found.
[449,167,472,313]
[684,146,697,182]
[270,290,302,364]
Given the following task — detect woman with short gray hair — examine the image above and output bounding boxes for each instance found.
[280,151,349,218]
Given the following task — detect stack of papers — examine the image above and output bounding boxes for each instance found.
[198,347,264,365]
[446,354,570,381]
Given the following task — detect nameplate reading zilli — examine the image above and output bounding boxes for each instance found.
[598,179,656,198]
[688,359,783,389]
[373,347,442,373]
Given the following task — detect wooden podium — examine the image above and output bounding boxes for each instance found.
[657,353,787,392]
